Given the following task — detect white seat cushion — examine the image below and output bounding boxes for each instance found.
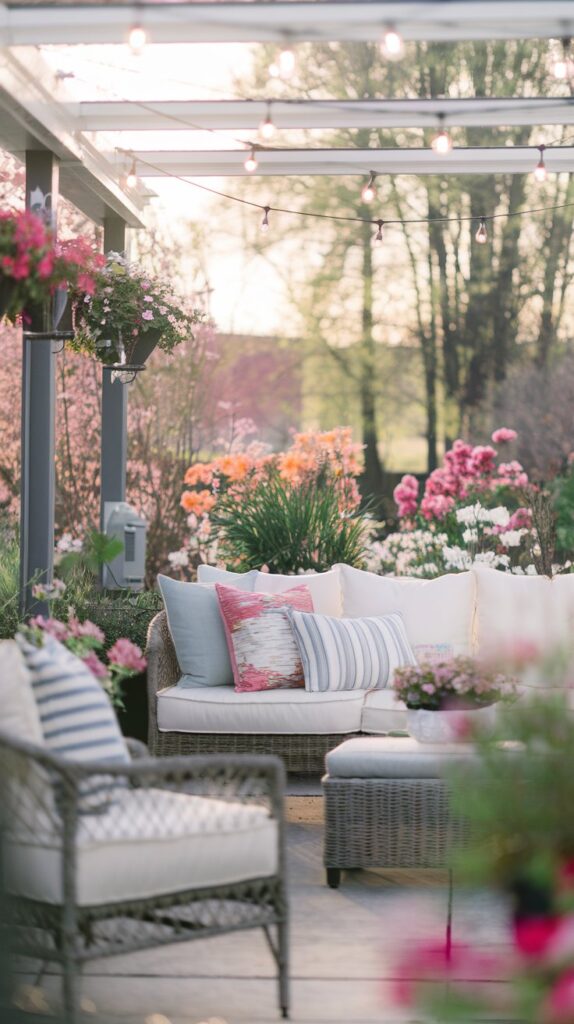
[158,683,365,735]
[5,787,278,906]
[360,690,409,733]
[325,736,476,779]
[254,568,342,617]
[335,565,476,656]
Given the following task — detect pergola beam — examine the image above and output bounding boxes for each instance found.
[126,145,574,177]
[0,1,572,46]
[0,48,147,226]
[77,97,574,133]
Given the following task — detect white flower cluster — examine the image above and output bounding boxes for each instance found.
[455,503,510,527]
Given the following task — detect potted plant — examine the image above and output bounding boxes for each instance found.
[0,210,104,326]
[70,252,203,369]
[393,656,516,743]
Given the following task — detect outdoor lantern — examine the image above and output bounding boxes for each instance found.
[102,501,147,590]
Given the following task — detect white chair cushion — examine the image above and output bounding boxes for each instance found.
[335,565,476,656]
[254,567,342,617]
[325,736,475,779]
[360,690,409,734]
[196,566,258,589]
[473,566,574,656]
[5,787,278,906]
[158,683,365,735]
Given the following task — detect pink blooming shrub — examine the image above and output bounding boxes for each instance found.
[23,609,146,708]
[395,432,530,526]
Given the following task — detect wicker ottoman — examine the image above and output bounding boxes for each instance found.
[322,736,474,888]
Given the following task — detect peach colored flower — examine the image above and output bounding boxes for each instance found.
[180,489,216,515]
[184,463,213,486]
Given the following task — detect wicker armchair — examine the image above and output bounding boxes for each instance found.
[146,611,354,772]
[0,731,288,1024]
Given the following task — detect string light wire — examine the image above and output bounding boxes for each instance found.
[131,151,574,235]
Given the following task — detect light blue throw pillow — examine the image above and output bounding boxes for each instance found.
[158,573,255,687]
[17,634,129,813]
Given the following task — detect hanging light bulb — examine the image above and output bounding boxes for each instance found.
[126,157,138,189]
[534,144,547,182]
[128,23,146,55]
[361,173,377,203]
[260,207,270,233]
[553,37,571,79]
[374,220,384,244]
[475,218,488,244]
[278,47,296,79]
[431,115,453,155]
[259,103,276,141]
[381,26,404,60]
[244,147,258,173]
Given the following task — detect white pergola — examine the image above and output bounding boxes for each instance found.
[0,1,573,46]
[3,1,572,611]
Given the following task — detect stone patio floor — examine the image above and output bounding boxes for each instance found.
[25,794,512,1024]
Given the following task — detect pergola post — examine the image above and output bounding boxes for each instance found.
[19,150,59,616]
[100,214,128,538]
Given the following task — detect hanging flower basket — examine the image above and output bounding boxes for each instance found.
[0,210,104,326]
[69,253,204,367]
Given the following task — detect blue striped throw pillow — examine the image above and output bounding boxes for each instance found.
[285,609,417,692]
[17,634,130,813]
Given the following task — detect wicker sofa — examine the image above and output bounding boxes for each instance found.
[147,563,574,774]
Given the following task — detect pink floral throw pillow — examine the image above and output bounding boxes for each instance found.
[215,583,314,692]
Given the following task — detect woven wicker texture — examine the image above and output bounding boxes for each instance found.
[146,611,354,773]
[323,777,471,870]
[0,732,288,1024]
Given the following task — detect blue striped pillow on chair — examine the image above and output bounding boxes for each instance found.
[17,634,130,813]
[285,609,416,692]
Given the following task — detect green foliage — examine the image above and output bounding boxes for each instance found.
[553,466,574,563]
[211,473,369,574]
[448,694,574,890]
[62,590,162,655]
[0,530,20,639]
[58,530,124,580]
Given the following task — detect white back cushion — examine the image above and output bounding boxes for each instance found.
[196,565,258,589]
[335,565,476,656]
[254,567,342,617]
[473,566,574,656]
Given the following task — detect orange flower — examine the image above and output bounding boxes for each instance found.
[184,463,213,486]
[180,489,216,515]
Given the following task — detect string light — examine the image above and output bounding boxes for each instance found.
[475,217,488,244]
[259,103,276,141]
[381,26,404,60]
[126,157,138,188]
[244,148,258,173]
[361,173,377,203]
[534,144,547,182]
[375,220,384,244]
[128,23,147,55]
[553,36,571,79]
[260,206,270,232]
[269,46,296,79]
[431,115,453,155]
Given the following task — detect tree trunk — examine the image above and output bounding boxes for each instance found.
[358,220,385,501]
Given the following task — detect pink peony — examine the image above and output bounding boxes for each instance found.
[394,474,419,518]
[469,445,497,477]
[546,969,574,1021]
[514,916,561,957]
[81,650,109,680]
[108,637,147,672]
[498,461,529,488]
[141,310,154,321]
[492,427,517,444]
[420,493,455,521]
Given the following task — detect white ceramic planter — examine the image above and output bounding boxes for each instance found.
[407,704,497,744]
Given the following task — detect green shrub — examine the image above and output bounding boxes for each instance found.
[211,473,369,574]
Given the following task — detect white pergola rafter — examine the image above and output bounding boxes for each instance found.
[123,145,574,177]
[77,97,574,133]
[0,1,573,47]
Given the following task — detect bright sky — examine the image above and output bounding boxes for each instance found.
[41,42,292,334]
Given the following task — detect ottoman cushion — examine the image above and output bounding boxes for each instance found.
[325,736,475,779]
